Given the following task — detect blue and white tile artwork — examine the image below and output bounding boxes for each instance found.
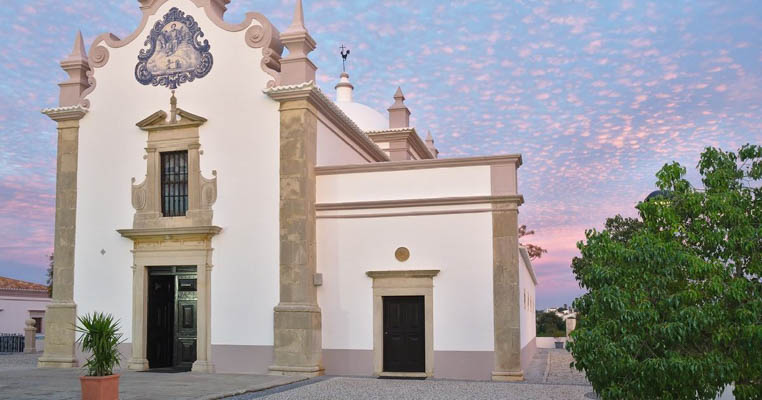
[135,7,213,89]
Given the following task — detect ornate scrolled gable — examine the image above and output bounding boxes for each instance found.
[79,0,283,107]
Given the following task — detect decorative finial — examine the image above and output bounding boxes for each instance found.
[58,30,90,107]
[170,90,178,123]
[393,87,405,101]
[340,44,350,72]
[71,31,87,59]
[388,86,411,129]
[287,0,306,33]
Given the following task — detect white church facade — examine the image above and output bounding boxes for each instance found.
[40,0,536,381]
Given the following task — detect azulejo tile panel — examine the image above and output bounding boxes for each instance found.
[135,7,213,89]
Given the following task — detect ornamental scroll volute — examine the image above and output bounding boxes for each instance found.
[131,93,217,230]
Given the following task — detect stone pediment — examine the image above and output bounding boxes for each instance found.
[136,108,207,132]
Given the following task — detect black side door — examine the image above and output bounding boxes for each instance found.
[383,296,425,372]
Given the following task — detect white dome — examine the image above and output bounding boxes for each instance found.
[335,101,388,132]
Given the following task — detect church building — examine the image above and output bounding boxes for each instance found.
[40,0,537,381]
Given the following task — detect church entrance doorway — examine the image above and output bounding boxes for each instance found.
[382,296,425,373]
[147,266,197,371]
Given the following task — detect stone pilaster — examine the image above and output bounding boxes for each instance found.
[491,202,523,381]
[38,107,88,368]
[269,98,324,377]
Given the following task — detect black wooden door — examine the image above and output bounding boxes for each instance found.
[383,296,425,372]
[147,275,174,368]
[174,276,197,370]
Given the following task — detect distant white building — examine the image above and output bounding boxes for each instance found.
[0,277,49,336]
[39,0,537,381]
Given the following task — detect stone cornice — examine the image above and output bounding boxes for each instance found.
[366,128,435,160]
[117,226,222,240]
[366,270,440,279]
[316,195,524,211]
[265,82,389,162]
[41,105,88,122]
[316,154,522,175]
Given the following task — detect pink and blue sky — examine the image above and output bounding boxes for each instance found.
[1,0,760,309]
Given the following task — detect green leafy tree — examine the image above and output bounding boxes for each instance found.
[536,311,566,337]
[568,145,762,400]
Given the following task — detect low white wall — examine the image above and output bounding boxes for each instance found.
[537,337,567,349]
[0,295,49,334]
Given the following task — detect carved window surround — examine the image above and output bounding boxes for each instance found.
[131,96,218,230]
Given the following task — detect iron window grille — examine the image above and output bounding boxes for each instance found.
[161,150,189,217]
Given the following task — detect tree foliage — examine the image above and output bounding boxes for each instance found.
[519,224,549,260]
[568,145,762,400]
[536,311,566,337]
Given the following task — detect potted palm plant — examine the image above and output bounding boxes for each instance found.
[76,312,123,400]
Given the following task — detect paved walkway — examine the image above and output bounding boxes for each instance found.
[227,349,594,400]
[1,350,594,400]
[0,353,303,400]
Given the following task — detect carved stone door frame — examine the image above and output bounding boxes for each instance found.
[120,227,219,373]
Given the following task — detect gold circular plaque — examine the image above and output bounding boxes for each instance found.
[395,247,410,262]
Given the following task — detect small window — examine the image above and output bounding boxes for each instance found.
[32,317,43,334]
[161,151,188,217]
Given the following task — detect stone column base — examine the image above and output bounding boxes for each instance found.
[492,370,524,382]
[268,365,324,377]
[127,358,150,371]
[38,356,78,369]
[270,304,324,378]
[191,360,216,373]
[38,302,78,369]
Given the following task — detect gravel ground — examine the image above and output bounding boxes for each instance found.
[544,349,589,385]
[0,352,40,372]
[229,349,593,400]
[235,377,593,400]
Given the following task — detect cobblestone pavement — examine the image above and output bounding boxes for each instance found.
[0,351,40,372]
[1,350,594,400]
[0,353,303,400]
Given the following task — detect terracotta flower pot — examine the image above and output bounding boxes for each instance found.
[80,374,120,400]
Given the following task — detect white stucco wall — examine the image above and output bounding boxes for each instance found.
[73,0,280,346]
[317,212,495,351]
[316,120,370,166]
[0,295,49,334]
[316,165,492,203]
[519,250,537,349]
